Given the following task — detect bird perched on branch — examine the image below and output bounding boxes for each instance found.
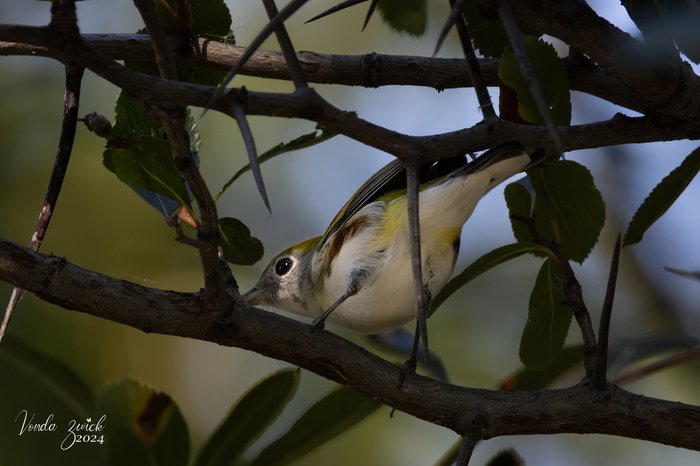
[244,142,541,335]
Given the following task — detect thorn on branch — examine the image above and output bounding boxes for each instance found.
[305,0,368,25]
[229,100,271,212]
[216,0,310,94]
[497,0,563,155]
[262,0,308,90]
[447,0,497,120]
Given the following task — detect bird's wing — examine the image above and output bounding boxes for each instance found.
[444,141,530,180]
[319,158,405,248]
[317,141,532,249]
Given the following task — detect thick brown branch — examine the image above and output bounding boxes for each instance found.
[0,33,646,114]
[0,237,699,449]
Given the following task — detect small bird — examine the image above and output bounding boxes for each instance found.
[244,142,539,334]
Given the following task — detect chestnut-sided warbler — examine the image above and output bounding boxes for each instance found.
[244,142,539,334]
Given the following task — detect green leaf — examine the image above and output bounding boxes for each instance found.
[151,0,233,85]
[103,139,191,209]
[378,0,427,36]
[462,3,511,58]
[113,92,161,139]
[504,179,537,244]
[251,387,382,466]
[0,336,101,466]
[195,369,300,466]
[431,242,552,314]
[218,217,264,265]
[501,345,583,390]
[519,259,574,370]
[0,334,93,418]
[507,162,605,263]
[623,146,700,246]
[216,125,338,201]
[108,93,196,217]
[96,379,189,466]
[498,36,571,125]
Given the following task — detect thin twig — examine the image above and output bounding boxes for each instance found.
[133,0,178,80]
[405,162,430,374]
[135,0,230,310]
[512,214,598,379]
[0,63,84,342]
[498,0,563,155]
[594,234,621,388]
[262,0,308,89]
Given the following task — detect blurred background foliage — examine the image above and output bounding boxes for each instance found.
[0,1,699,465]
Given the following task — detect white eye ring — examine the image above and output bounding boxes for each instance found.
[274,257,294,276]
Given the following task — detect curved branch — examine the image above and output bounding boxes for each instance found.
[0,237,699,449]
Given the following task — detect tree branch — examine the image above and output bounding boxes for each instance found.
[0,236,699,449]
[2,28,698,164]
[0,33,647,114]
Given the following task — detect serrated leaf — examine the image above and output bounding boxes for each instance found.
[498,36,571,125]
[519,259,573,370]
[500,344,583,390]
[104,139,191,209]
[0,334,92,418]
[462,2,509,58]
[507,162,605,263]
[218,217,264,265]
[109,93,197,217]
[96,379,189,466]
[624,146,700,246]
[216,125,338,201]
[431,242,552,314]
[195,369,300,466]
[504,180,536,242]
[377,0,427,36]
[251,387,381,466]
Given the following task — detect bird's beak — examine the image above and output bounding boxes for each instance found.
[242,287,263,306]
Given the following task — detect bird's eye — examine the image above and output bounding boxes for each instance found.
[274,257,294,276]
